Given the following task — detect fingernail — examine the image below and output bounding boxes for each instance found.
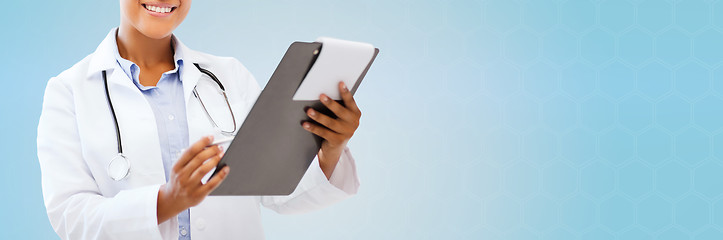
[308,109,316,117]
[341,82,349,92]
[224,167,230,174]
[303,123,311,129]
[218,145,223,151]
[321,95,329,103]
[207,135,214,142]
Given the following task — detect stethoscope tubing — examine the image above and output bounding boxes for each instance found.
[102,63,230,181]
[102,70,123,154]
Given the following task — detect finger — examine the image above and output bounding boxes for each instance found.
[174,136,214,172]
[306,108,347,134]
[180,145,222,179]
[319,94,354,121]
[339,82,361,115]
[189,152,223,183]
[200,166,230,194]
[303,122,343,142]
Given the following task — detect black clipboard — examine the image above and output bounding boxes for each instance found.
[209,41,379,195]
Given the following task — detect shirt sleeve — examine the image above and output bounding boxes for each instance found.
[37,77,171,240]
[260,147,360,214]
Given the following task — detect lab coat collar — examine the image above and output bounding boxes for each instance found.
[86,28,120,78]
[86,27,207,104]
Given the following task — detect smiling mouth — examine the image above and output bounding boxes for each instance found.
[142,4,177,14]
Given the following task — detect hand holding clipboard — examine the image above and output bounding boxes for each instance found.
[301,81,363,180]
[210,39,378,196]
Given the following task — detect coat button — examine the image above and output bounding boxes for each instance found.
[196,218,207,230]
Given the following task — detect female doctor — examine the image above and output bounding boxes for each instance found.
[37,0,361,239]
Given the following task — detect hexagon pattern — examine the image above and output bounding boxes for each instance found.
[339,0,723,239]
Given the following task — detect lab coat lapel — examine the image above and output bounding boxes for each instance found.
[173,35,203,108]
[106,67,166,184]
[176,38,212,143]
[181,62,202,110]
[86,28,166,183]
[181,63,207,143]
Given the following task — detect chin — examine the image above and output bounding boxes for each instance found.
[138,25,175,39]
[119,0,189,40]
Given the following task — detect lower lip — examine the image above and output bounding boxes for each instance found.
[144,7,174,17]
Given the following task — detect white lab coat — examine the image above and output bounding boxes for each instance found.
[37,29,360,240]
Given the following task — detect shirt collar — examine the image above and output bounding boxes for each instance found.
[110,29,185,88]
[87,26,209,103]
[87,27,201,78]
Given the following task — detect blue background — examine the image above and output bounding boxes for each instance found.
[2,0,723,239]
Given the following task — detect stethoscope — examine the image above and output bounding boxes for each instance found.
[102,63,236,181]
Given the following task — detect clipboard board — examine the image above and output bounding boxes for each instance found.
[210,41,379,196]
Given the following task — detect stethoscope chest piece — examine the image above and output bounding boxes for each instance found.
[108,153,130,181]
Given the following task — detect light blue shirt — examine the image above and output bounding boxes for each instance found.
[114,38,192,240]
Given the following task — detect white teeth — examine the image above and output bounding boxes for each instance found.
[145,5,172,13]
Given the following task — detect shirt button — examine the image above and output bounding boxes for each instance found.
[168,114,175,121]
[180,227,188,236]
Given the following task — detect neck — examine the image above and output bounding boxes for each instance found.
[116,24,174,68]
